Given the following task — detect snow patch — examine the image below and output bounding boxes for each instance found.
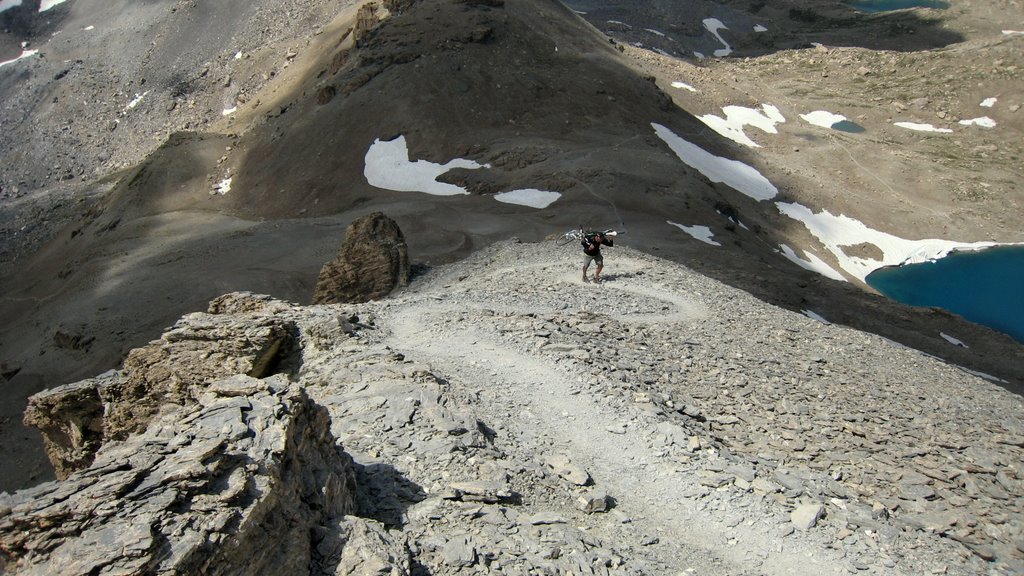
[213,177,232,195]
[980,97,997,108]
[957,366,1008,383]
[698,104,785,148]
[894,121,952,133]
[222,106,237,116]
[702,18,732,57]
[493,189,560,209]
[653,123,777,201]
[779,244,847,282]
[234,51,243,60]
[125,91,148,110]
[958,116,996,128]
[670,81,697,92]
[644,28,666,37]
[775,201,1000,281]
[940,333,968,348]
[84,25,95,31]
[800,110,847,129]
[801,310,830,324]
[0,49,38,68]
[1002,30,1024,35]
[0,0,22,14]
[39,0,67,12]
[667,221,720,246]
[753,24,768,32]
[364,135,488,196]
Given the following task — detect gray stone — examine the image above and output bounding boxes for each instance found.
[441,535,477,567]
[544,454,591,486]
[791,503,825,530]
[447,480,513,503]
[526,512,567,525]
[576,490,610,513]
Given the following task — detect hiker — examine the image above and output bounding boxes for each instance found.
[581,230,613,283]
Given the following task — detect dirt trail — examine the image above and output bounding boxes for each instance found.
[375,242,878,575]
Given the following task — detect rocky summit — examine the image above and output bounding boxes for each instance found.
[3,241,1022,575]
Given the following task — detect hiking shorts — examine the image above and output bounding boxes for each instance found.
[583,253,603,266]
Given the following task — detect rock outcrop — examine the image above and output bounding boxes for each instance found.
[21,375,108,480]
[101,312,295,442]
[1,375,394,575]
[312,212,410,305]
[22,300,297,479]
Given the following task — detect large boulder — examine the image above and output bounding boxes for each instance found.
[313,212,410,304]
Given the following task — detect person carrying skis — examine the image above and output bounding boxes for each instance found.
[581,230,613,283]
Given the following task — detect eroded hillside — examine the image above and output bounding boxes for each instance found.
[0,0,1021,497]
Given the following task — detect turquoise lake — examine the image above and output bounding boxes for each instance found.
[845,0,950,12]
[866,245,1024,343]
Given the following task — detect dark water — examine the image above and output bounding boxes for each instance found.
[831,120,865,133]
[845,0,950,12]
[866,245,1024,343]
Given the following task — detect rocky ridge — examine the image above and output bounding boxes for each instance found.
[3,241,1022,575]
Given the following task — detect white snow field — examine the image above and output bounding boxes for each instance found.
[894,121,953,133]
[364,135,488,196]
[699,104,786,148]
[494,189,561,209]
[652,123,1018,283]
[699,18,733,58]
[0,49,38,69]
[941,333,968,347]
[959,117,996,128]
[671,81,698,92]
[800,110,847,129]
[213,177,232,195]
[39,0,68,11]
[0,0,20,13]
[801,309,831,324]
[667,221,721,246]
[775,202,999,281]
[652,123,778,201]
[779,244,847,281]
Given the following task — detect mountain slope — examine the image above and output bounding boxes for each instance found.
[0,0,1022,495]
[5,241,1022,574]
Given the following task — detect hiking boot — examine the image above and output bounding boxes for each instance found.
[582,275,590,283]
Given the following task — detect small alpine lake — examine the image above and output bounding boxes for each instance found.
[866,245,1024,343]
[845,0,950,12]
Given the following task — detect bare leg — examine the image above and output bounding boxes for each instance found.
[594,262,603,282]
[582,264,590,282]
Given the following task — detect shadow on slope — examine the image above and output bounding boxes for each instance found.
[564,0,964,59]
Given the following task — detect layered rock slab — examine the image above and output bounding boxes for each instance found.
[22,300,297,478]
[0,374,408,575]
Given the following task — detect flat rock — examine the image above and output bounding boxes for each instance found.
[791,503,825,531]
